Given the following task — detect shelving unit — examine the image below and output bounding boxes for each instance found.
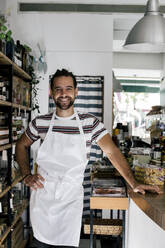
[0,52,31,81]
[0,200,29,245]
[0,176,24,198]
[0,51,32,248]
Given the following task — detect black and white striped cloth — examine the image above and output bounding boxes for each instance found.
[74,76,104,218]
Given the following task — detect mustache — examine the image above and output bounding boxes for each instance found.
[58,96,71,100]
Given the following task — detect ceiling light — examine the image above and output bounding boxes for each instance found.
[123,0,165,53]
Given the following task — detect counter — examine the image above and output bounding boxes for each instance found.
[128,185,165,230]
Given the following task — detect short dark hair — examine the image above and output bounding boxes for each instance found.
[50,69,77,90]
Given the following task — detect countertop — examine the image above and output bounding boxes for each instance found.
[128,185,165,230]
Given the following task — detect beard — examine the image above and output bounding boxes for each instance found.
[55,96,74,110]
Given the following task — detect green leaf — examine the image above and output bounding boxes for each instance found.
[1,25,7,31]
[6,30,12,37]
[0,33,6,40]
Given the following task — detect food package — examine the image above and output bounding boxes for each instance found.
[92,178,126,197]
[134,164,165,185]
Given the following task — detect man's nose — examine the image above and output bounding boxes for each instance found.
[61,89,67,96]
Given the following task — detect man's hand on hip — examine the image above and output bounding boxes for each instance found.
[24,174,45,190]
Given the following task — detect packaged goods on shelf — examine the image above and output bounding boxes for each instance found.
[92,178,126,197]
[0,113,8,127]
[11,218,24,248]
[0,135,9,146]
[0,77,9,102]
[12,115,23,140]
[134,164,165,185]
[0,223,7,237]
[13,76,22,104]
[21,80,30,107]
[0,239,7,248]
[129,147,151,166]
[13,76,31,107]
[0,151,8,193]
[0,127,9,136]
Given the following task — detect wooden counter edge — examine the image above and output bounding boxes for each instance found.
[127,184,165,231]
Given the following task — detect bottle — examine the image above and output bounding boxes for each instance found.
[116,123,124,141]
[153,143,162,161]
[123,124,129,140]
[14,40,23,67]
[161,140,165,167]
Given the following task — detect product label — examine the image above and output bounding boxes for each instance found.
[153,151,161,160]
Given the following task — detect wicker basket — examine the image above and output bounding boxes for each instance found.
[84,218,122,235]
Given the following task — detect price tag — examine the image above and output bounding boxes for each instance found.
[0,202,2,213]
[10,198,13,209]
[2,150,7,161]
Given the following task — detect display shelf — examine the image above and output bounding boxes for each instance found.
[0,52,31,81]
[0,200,29,245]
[12,103,31,111]
[0,100,31,111]
[0,48,31,248]
[0,144,12,152]
[0,175,23,198]
[0,100,12,107]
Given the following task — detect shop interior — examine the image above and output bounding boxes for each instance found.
[0,1,165,248]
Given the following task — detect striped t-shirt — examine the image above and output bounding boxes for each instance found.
[25,111,108,160]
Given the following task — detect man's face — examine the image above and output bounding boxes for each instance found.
[52,76,78,110]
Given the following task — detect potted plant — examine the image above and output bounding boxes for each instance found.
[0,16,13,55]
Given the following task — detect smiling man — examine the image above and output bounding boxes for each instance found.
[16,68,162,248]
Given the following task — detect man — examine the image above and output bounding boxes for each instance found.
[16,68,161,248]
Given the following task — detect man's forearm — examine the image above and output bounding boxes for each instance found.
[107,148,138,189]
[16,141,31,177]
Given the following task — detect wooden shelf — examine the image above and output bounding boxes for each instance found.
[0,52,31,81]
[0,100,12,107]
[12,103,31,111]
[0,144,12,152]
[0,100,31,111]
[0,200,29,245]
[0,175,23,198]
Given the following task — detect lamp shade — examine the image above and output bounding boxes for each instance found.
[124,0,165,52]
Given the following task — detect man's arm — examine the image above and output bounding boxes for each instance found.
[16,133,44,190]
[16,133,33,177]
[97,133,162,194]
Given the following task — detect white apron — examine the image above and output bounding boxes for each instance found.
[30,110,88,246]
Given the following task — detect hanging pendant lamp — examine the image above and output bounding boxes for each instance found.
[124,0,165,52]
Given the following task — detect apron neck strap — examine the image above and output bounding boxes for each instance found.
[48,110,87,155]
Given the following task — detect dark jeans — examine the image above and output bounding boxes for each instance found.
[30,237,78,248]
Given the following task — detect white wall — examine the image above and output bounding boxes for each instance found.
[6,0,113,132]
[160,54,165,106]
[0,0,6,15]
[113,52,163,71]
